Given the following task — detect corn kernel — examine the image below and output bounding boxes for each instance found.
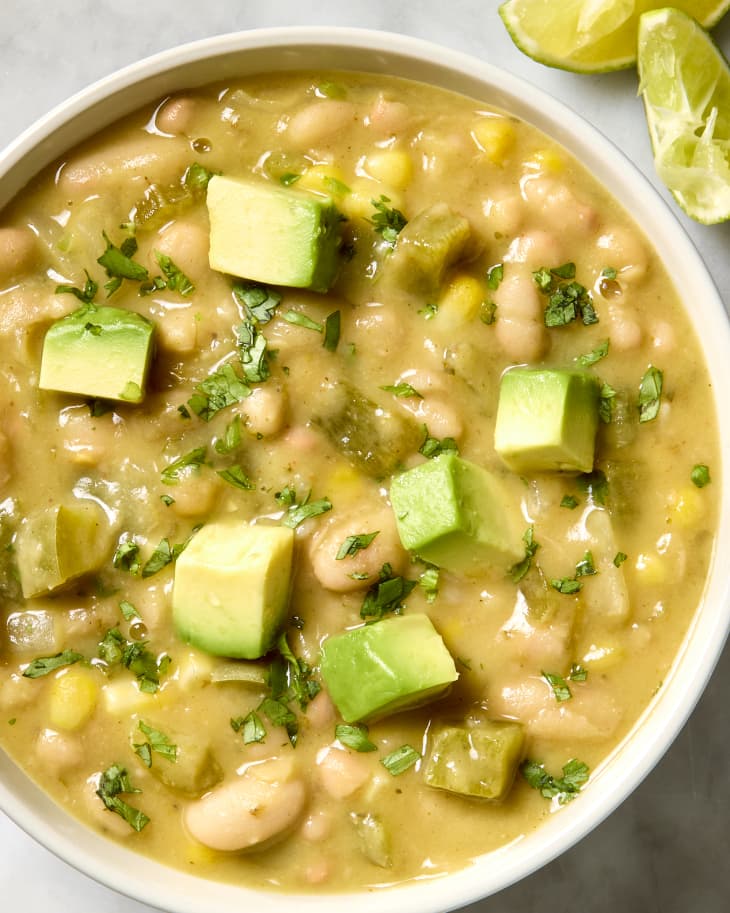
[339,178,403,221]
[437,275,486,328]
[296,164,350,199]
[363,149,413,190]
[667,486,703,528]
[471,117,516,165]
[581,642,624,672]
[532,147,564,174]
[326,463,368,504]
[48,667,99,731]
[634,552,667,586]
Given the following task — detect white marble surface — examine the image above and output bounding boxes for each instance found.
[0,2,728,911]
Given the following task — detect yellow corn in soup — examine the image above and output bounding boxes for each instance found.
[0,70,719,893]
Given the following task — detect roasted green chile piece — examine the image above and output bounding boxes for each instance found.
[424,720,525,800]
[137,725,222,797]
[383,202,472,297]
[39,304,155,403]
[16,501,114,598]
[313,381,421,478]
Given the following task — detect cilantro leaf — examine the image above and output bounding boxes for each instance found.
[560,494,579,509]
[360,563,417,620]
[183,162,217,195]
[161,446,207,484]
[55,270,98,304]
[335,723,377,753]
[147,251,195,296]
[323,310,341,352]
[23,649,84,679]
[281,496,332,529]
[232,281,281,324]
[419,425,458,458]
[188,364,250,422]
[510,525,539,583]
[550,576,582,595]
[113,539,141,574]
[283,310,324,333]
[380,382,422,398]
[96,763,150,831]
[237,321,270,384]
[133,720,178,767]
[576,469,609,506]
[521,757,589,803]
[691,464,711,488]
[613,551,628,567]
[575,550,597,578]
[599,381,617,424]
[336,532,379,560]
[577,339,609,366]
[542,670,572,702]
[216,465,255,490]
[381,744,420,776]
[370,195,407,245]
[97,232,148,295]
[214,415,242,455]
[486,263,504,290]
[638,365,663,423]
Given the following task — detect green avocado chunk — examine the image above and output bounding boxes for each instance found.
[494,368,600,474]
[16,501,114,598]
[207,175,344,292]
[390,452,524,575]
[172,522,294,660]
[319,613,458,724]
[424,720,525,800]
[39,304,155,403]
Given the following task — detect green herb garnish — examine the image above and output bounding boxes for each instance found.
[96,763,150,831]
[214,415,242,455]
[510,525,539,583]
[283,310,324,332]
[550,576,582,595]
[188,363,250,422]
[575,550,597,578]
[613,551,628,567]
[98,627,170,693]
[419,425,458,459]
[323,310,341,352]
[542,670,572,702]
[521,757,589,804]
[577,339,609,366]
[638,365,663,423]
[335,723,377,753]
[419,564,440,604]
[560,494,579,509]
[336,532,379,560]
[599,381,617,424]
[381,744,420,776]
[133,720,178,768]
[113,539,141,574]
[281,495,332,529]
[55,270,98,304]
[370,195,407,245]
[569,663,588,682]
[691,464,711,488]
[97,232,148,296]
[23,650,84,679]
[360,563,417,621]
[161,446,207,484]
[216,465,255,491]
[486,263,504,290]
[380,382,421,398]
[119,600,140,621]
[232,280,281,324]
[576,469,609,506]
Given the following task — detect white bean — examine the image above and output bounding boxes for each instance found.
[57,405,114,466]
[286,101,357,148]
[155,309,198,354]
[184,757,307,852]
[316,744,371,799]
[522,177,599,234]
[494,270,549,362]
[310,506,409,592]
[649,319,676,353]
[0,227,37,284]
[305,688,337,731]
[154,220,210,282]
[0,672,37,711]
[505,229,564,269]
[241,384,288,438]
[403,395,463,440]
[170,473,219,519]
[367,94,411,136]
[155,96,198,136]
[596,227,649,284]
[607,304,642,352]
[484,194,523,236]
[300,810,332,843]
[35,728,83,774]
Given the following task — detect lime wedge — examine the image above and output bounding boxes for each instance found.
[499,0,730,72]
[638,8,730,224]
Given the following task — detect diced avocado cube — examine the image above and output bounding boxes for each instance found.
[207,175,344,292]
[172,522,294,660]
[390,452,524,575]
[39,305,155,403]
[319,614,458,723]
[424,720,525,800]
[16,501,114,598]
[494,368,600,474]
[384,202,471,297]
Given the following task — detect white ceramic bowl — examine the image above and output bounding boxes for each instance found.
[1,26,729,913]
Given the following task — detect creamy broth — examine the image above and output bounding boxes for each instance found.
[0,70,718,892]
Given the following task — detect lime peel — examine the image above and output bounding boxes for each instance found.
[638,7,730,224]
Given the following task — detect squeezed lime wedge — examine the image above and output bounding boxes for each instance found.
[499,0,730,72]
[638,8,730,224]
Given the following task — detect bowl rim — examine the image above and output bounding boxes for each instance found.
[1,24,729,913]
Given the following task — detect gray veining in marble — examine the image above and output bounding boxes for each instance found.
[0,2,728,911]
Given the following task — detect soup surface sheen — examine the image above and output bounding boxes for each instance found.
[0,70,718,893]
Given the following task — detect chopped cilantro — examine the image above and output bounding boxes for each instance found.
[141,251,194,297]
[214,415,242,454]
[335,723,377,753]
[160,494,175,507]
[521,757,589,803]
[578,339,609,367]
[237,321,270,384]
[161,446,207,484]
[279,172,301,187]
[217,465,255,491]
[480,300,497,325]
[336,532,379,560]
[188,363,250,422]
[283,310,324,333]
[486,263,504,290]
[96,764,149,831]
[576,469,609,506]
[510,526,540,583]
[381,744,420,776]
[599,381,617,424]
[542,670,572,702]
[360,563,416,621]
[113,539,141,574]
[232,280,281,324]
[119,600,140,621]
[98,626,170,693]
[55,270,98,304]
[419,564,440,604]
[323,310,341,352]
[569,663,588,682]
[550,576,582,595]
[370,195,407,245]
[275,486,297,508]
[418,302,438,320]
[133,720,178,768]
[380,381,421,398]
[281,495,332,529]
[575,550,597,578]
[419,425,458,459]
[23,650,84,679]
[231,710,267,744]
[183,162,216,195]
[560,494,579,509]
[691,464,711,488]
[534,264,596,327]
[601,266,618,280]
[141,530,197,579]
[613,551,628,568]
[96,232,148,296]
[638,365,663,423]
